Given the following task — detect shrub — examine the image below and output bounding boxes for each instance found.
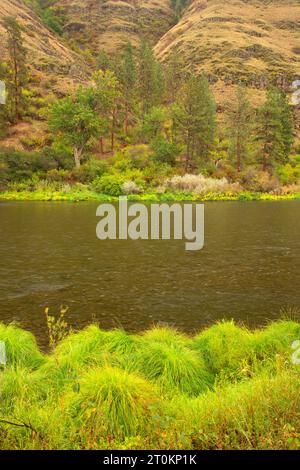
[92,170,145,196]
[72,159,109,183]
[122,181,143,195]
[240,168,280,192]
[0,148,58,181]
[277,161,300,185]
[92,173,127,196]
[114,145,152,171]
[151,137,181,166]
[165,174,241,194]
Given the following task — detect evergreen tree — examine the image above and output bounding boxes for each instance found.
[2,16,28,123]
[256,88,294,171]
[118,42,137,135]
[97,50,112,72]
[278,92,294,161]
[227,85,253,172]
[0,62,9,137]
[92,70,121,153]
[173,74,216,170]
[164,48,185,103]
[137,41,164,114]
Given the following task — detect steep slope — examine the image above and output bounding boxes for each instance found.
[155,0,300,87]
[0,0,85,85]
[53,0,175,53]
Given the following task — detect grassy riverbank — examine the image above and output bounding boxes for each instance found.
[0,319,300,450]
[1,189,300,202]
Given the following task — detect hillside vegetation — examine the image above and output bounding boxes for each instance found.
[53,0,175,53]
[0,0,85,85]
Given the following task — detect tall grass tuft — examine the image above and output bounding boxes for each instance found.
[36,325,136,394]
[140,326,189,347]
[129,338,213,396]
[192,320,253,378]
[0,323,45,369]
[251,320,300,359]
[65,366,161,444]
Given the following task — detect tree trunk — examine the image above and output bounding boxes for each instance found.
[262,143,269,172]
[185,130,191,172]
[111,130,115,152]
[100,137,104,155]
[111,108,116,152]
[236,137,241,172]
[13,42,19,123]
[124,102,129,135]
[74,147,82,168]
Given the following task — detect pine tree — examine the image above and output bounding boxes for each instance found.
[118,42,137,135]
[278,92,294,161]
[0,62,9,137]
[173,74,216,171]
[92,70,121,153]
[2,16,28,123]
[227,85,253,172]
[137,41,164,115]
[164,48,185,103]
[97,49,112,72]
[256,88,294,171]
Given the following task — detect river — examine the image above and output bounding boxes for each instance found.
[0,200,299,347]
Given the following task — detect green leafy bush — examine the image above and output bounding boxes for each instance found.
[151,137,181,166]
[277,159,300,185]
[92,170,145,196]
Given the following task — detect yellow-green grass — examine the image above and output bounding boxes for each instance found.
[0,319,300,449]
[1,190,300,202]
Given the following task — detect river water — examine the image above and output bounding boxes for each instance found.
[0,200,299,347]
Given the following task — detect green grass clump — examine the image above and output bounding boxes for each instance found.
[54,324,136,359]
[140,326,189,347]
[65,366,161,443]
[251,320,300,360]
[192,320,253,378]
[129,338,213,396]
[36,326,136,394]
[0,323,45,370]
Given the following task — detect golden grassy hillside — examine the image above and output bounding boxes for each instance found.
[0,0,85,91]
[54,0,175,53]
[155,0,300,85]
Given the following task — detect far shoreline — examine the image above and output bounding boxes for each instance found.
[1,190,300,203]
